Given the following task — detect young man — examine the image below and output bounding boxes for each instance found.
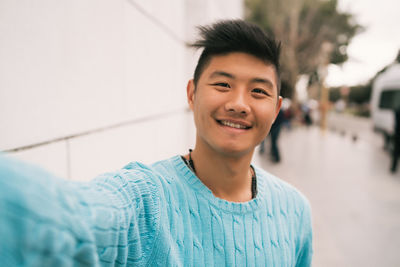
[0,20,312,266]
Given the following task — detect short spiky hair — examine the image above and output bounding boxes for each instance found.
[190,19,281,94]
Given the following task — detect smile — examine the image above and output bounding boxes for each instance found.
[217,120,251,129]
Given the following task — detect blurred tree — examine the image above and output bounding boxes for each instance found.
[245,0,362,98]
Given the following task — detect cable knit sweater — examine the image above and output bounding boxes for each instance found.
[0,154,312,266]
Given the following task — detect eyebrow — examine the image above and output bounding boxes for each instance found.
[209,71,235,79]
[252,78,274,89]
[209,71,274,89]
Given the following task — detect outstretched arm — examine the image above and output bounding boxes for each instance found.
[0,155,160,266]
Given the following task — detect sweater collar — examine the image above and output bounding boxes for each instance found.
[171,155,267,214]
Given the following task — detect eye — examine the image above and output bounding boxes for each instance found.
[252,88,270,96]
[212,82,231,88]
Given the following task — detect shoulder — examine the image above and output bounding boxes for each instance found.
[95,156,182,200]
[117,155,180,186]
[87,160,167,220]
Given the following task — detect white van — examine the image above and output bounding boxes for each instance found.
[371,63,400,145]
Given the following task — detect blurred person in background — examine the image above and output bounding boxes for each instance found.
[259,109,285,163]
[302,104,313,127]
[282,100,295,130]
[0,20,312,266]
[269,109,285,162]
[391,108,400,173]
[390,51,400,173]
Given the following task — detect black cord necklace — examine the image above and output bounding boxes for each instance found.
[183,149,257,199]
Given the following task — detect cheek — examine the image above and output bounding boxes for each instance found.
[257,105,277,124]
[195,93,220,113]
[193,96,215,124]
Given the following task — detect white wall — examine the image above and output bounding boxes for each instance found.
[0,0,243,180]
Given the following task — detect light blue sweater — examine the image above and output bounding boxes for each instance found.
[0,154,312,266]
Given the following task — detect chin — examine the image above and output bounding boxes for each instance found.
[217,144,254,158]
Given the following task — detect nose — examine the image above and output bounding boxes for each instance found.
[224,90,251,115]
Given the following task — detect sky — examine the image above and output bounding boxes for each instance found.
[325,0,400,87]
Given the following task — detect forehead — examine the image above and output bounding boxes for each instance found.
[200,52,278,88]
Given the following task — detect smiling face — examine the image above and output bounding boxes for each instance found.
[187,52,282,158]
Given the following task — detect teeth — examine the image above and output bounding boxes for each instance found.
[220,120,248,129]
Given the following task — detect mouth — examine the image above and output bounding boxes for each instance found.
[216,119,252,130]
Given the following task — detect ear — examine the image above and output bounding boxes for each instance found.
[273,96,283,120]
[186,79,195,111]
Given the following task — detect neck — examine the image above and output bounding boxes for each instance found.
[187,144,254,202]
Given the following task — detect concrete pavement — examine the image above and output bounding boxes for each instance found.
[253,123,400,267]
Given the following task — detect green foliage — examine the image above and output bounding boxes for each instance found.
[329,87,341,102]
[328,83,372,118]
[328,82,372,105]
[348,83,372,104]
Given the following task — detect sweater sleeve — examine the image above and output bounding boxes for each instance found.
[0,155,161,266]
[295,196,313,267]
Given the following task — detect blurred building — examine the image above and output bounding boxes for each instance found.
[0,0,243,180]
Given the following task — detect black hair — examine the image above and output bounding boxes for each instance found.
[190,19,281,94]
